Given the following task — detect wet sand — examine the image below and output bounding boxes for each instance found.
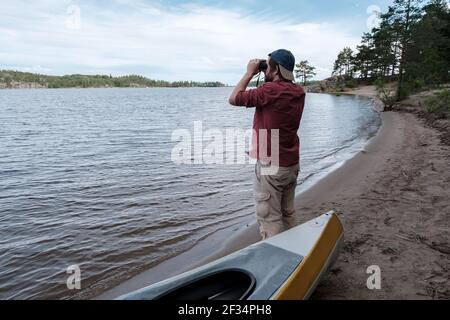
[97,87,449,300]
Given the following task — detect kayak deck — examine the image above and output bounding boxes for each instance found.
[120,243,303,300]
[118,211,343,300]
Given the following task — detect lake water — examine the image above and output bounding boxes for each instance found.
[0,88,380,299]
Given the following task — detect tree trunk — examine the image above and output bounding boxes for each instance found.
[397,0,411,100]
[392,41,398,77]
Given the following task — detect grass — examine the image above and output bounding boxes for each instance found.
[425,90,450,120]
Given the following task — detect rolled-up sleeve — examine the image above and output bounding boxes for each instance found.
[235,84,272,108]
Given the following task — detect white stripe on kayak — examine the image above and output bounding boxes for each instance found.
[264,212,334,257]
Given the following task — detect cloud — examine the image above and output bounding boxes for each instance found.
[0,0,362,83]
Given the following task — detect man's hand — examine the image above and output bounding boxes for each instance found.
[229,58,262,106]
[246,59,262,77]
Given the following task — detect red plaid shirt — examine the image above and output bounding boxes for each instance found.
[235,80,305,167]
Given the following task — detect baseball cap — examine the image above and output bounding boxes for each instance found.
[269,49,295,81]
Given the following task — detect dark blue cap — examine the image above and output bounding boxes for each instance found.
[269,49,295,72]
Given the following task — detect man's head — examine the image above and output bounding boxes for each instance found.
[265,49,295,83]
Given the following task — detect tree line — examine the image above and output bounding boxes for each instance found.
[332,0,449,100]
[0,70,226,88]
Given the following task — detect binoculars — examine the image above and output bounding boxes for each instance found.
[259,60,268,72]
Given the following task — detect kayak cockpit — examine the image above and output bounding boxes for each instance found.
[119,243,303,300]
[117,212,343,301]
[155,269,256,300]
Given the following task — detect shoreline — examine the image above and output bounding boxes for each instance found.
[95,88,382,300]
[0,86,231,90]
[97,87,449,300]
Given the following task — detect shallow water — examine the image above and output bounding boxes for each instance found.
[0,88,380,299]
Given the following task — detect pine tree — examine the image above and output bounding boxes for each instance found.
[331,0,450,99]
[294,60,317,85]
[390,0,424,99]
[405,0,450,86]
[333,47,354,78]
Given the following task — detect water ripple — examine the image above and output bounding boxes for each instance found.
[0,88,380,299]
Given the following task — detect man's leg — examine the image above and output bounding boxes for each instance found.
[254,162,283,239]
[281,164,299,230]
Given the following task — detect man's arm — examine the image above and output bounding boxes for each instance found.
[228,59,261,106]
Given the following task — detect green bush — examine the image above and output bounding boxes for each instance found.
[345,79,358,88]
[374,77,385,90]
[426,90,450,119]
[398,86,411,100]
[319,83,326,92]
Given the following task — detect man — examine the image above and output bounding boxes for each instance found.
[229,49,306,239]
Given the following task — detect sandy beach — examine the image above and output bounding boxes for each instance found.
[297,90,450,299]
[98,87,449,300]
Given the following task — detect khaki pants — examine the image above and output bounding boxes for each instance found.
[254,161,300,239]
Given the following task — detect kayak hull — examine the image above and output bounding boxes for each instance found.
[118,211,344,300]
[270,212,344,300]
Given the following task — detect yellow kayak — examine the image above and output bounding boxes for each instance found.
[118,211,344,300]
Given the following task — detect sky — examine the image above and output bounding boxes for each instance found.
[0,0,394,84]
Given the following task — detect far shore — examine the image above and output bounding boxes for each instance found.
[0,84,232,90]
[97,86,449,300]
[0,70,228,89]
